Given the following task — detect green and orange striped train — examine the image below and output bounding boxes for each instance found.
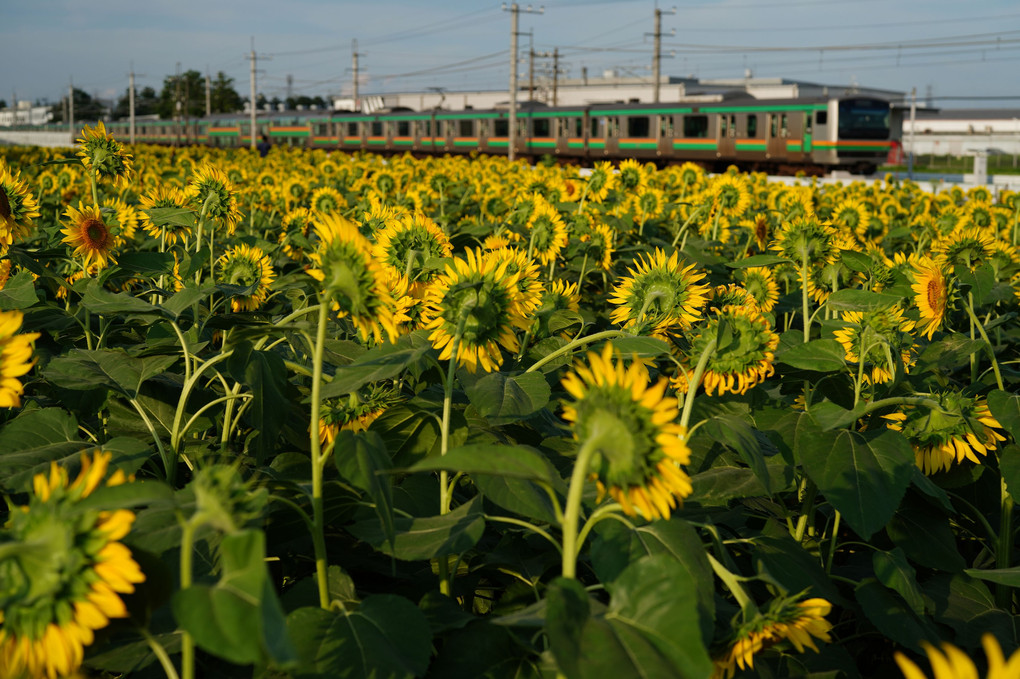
[105,95,900,175]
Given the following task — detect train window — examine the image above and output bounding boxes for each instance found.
[494,119,508,136]
[719,115,727,136]
[533,118,550,137]
[606,119,619,138]
[315,123,329,136]
[816,111,828,125]
[729,115,736,137]
[590,117,605,138]
[747,115,758,138]
[371,121,383,136]
[780,114,789,138]
[684,115,709,138]
[397,121,410,136]
[347,122,358,136]
[626,116,650,137]
[658,115,673,137]
[459,119,474,137]
[770,114,778,137]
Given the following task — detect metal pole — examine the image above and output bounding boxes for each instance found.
[352,39,359,111]
[250,47,257,150]
[206,72,212,117]
[509,4,519,162]
[908,87,916,180]
[653,9,661,103]
[553,48,559,107]
[129,69,135,144]
[1013,118,1017,169]
[68,80,74,144]
[529,47,535,102]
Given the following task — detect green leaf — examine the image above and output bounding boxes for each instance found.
[228,346,290,465]
[956,263,997,307]
[963,567,1020,586]
[0,408,83,492]
[689,466,770,505]
[406,443,554,484]
[874,548,926,615]
[143,206,197,229]
[320,334,432,399]
[886,499,966,572]
[776,339,846,372]
[987,390,1020,442]
[373,404,464,469]
[725,254,790,268]
[855,579,939,652]
[45,349,177,398]
[839,250,876,273]
[418,591,475,635]
[287,596,431,679]
[795,416,914,539]
[80,279,161,317]
[925,573,1015,648]
[546,577,590,678]
[172,530,297,666]
[461,371,551,425]
[999,444,1020,502]
[473,473,561,524]
[697,416,773,494]
[608,335,672,358]
[334,431,395,553]
[115,251,175,276]
[161,283,215,319]
[753,534,845,606]
[0,271,39,310]
[347,496,484,561]
[915,334,986,372]
[824,288,903,312]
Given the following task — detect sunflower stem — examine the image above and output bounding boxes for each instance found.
[707,552,757,617]
[800,249,812,342]
[140,628,181,679]
[964,294,1004,391]
[577,251,589,288]
[525,330,630,374]
[671,206,703,249]
[438,314,469,596]
[179,518,197,679]
[562,435,601,579]
[793,478,818,543]
[825,510,842,574]
[309,293,332,610]
[89,166,100,210]
[680,337,718,431]
[996,477,1014,610]
[575,502,625,554]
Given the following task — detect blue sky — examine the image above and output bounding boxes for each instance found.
[2,0,1019,109]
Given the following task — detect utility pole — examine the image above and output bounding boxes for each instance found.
[206,69,212,117]
[503,3,543,162]
[129,67,136,144]
[649,6,676,103]
[908,87,916,180]
[352,39,362,111]
[247,39,271,150]
[174,62,182,147]
[552,48,559,106]
[529,48,536,102]
[286,74,293,105]
[68,79,74,144]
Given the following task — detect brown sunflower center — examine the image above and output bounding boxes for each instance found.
[926,277,945,311]
[0,189,11,221]
[82,219,110,249]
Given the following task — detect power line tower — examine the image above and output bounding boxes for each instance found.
[648,6,676,103]
[503,3,543,162]
[127,62,146,144]
[351,39,364,111]
[247,38,272,150]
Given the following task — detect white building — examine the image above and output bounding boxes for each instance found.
[0,101,53,127]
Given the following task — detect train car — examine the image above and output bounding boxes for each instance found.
[104,94,899,175]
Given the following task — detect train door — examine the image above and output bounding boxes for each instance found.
[657,114,674,159]
[589,116,608,159]
[717,113,736,160]
[766,113,787,161]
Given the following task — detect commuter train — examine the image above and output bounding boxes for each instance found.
[105,95,900,175]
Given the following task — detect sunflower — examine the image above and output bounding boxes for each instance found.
[712,597,832,679]
[674,305,779,396]
[609,249,710,340]
[707,283,759,313]
[0,160,41,252]
[712,174,752,219]
[740,213,772,253]
[884,392,1006,475]
[310,186,346,216]
[932,225,996,271]
[0,451,144,679]
[421,248,528,373]
[630,186,666,225]
[738,266,780,313]
[895,633,1020,679]
[138,184,194,246]
[187,163,243,234]
[61,202,116,270]
[911,257,951,340]
[616,159,648,194]
[584,161,617,204]
[282,177,309,208]
[0,310,39,407]
[484,247,544,316]
[278,207,315,261]
[770,215,836,266]
[318,384,403,446]
[215,244,275,312]
[579,222,615,271]
[372,211,453,296]
[526,196,568,266]
[833,306,917,385]
[531,278,581,340]
[308,212,400,344]
[560,343,692,520]
[75,121,133,187]
[102,197,140,249]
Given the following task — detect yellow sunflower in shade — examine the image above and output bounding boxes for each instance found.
[883,392,1006,475]
[421,248,529,373]
[830,197,871,235]
[738,266,780,313]
[102,197,141,249]
[739,213,772,253]
[0,451,144,679]
[560,343,692,520]
[310,186,347,215]
[0,310,39,407]
[278,207,315,261]
[712,597,833,679]
[187,163,243,234]
[609,249,710,340]
[911,256,952,340]
[372,211,453,296]
[61,202,116,270]
[616,158,649,194]
[673,305,779,397]
[531,278,581,340]
[706,283,759,313]
[526,196,568,266]
[318,384,403,446]
[308,212,400,344]
[833,306,917,385]
[215,244,275,312]
[75,121,133,187]
[895,633,1020,679]
[770,215,837,266]
[484,247,544,317]
[138,184,194,246]
[483,233,513,251]
[583,161,617,204]
[0,160,41,252]
[711,174,752,219]
[932,225,996,271]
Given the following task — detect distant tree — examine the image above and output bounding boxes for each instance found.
[210,72,242,114]
[0,100,6,111]
[157,69,206,120]
[48,88,105,123]
[269,96,282,111]
[112,86,158,120]
[312,96,326,109]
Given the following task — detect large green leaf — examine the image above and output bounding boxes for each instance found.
[998,444,1020,503]
[161,283,216,319]
[855,579,939,653]
[473,473,561,524]
[925,573,1015,649]
[228,344,291,465]
[697,415,773,494]
[795,416,914,539]
[0,271,39,310]
[886,500,966,572]
[80,279,162,318]
[824,288,903,312]
[372,404,466,469]
[407,443,554,484]
[347,496,485,561]
[287,595,431,679]
[753,534,845,606]
[334,431,395,553]
[461,371,551,425]
[987,390,1020,442]
[0,408,83,492]
[545,577,590,679]
[116,251,175,276]
[607,335,672,359]
[873,548,926,615]
[45,348,177,398]
[776,339,846,372]
[172,530,297,666]
[319,334,432,399]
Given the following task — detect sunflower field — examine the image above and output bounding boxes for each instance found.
[1,125,1020,679]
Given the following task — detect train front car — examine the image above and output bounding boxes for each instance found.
[818,97,900,175]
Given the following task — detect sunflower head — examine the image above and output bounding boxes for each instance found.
[712,174,751,219]
[531,279,581,340]
[617,159,648,193]
[526,196,568,266]
[187,164,242,233]
[0,309,39,407]
[61,201,116,271]
[75,122,133,187]
[832,306,917,385]
[139,184,194,246]
[910,256,954,340]
[0,451,144,679]
[894,633,1020,679]
[609,249,709,340]
[0,160,41,250]
[215,244,276,312]
[310,186,347,215]
[372,211,453,296]
[584,161,617,203]
[318,383,403,445]
[561,344,691,520]
[770,216,836,266]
